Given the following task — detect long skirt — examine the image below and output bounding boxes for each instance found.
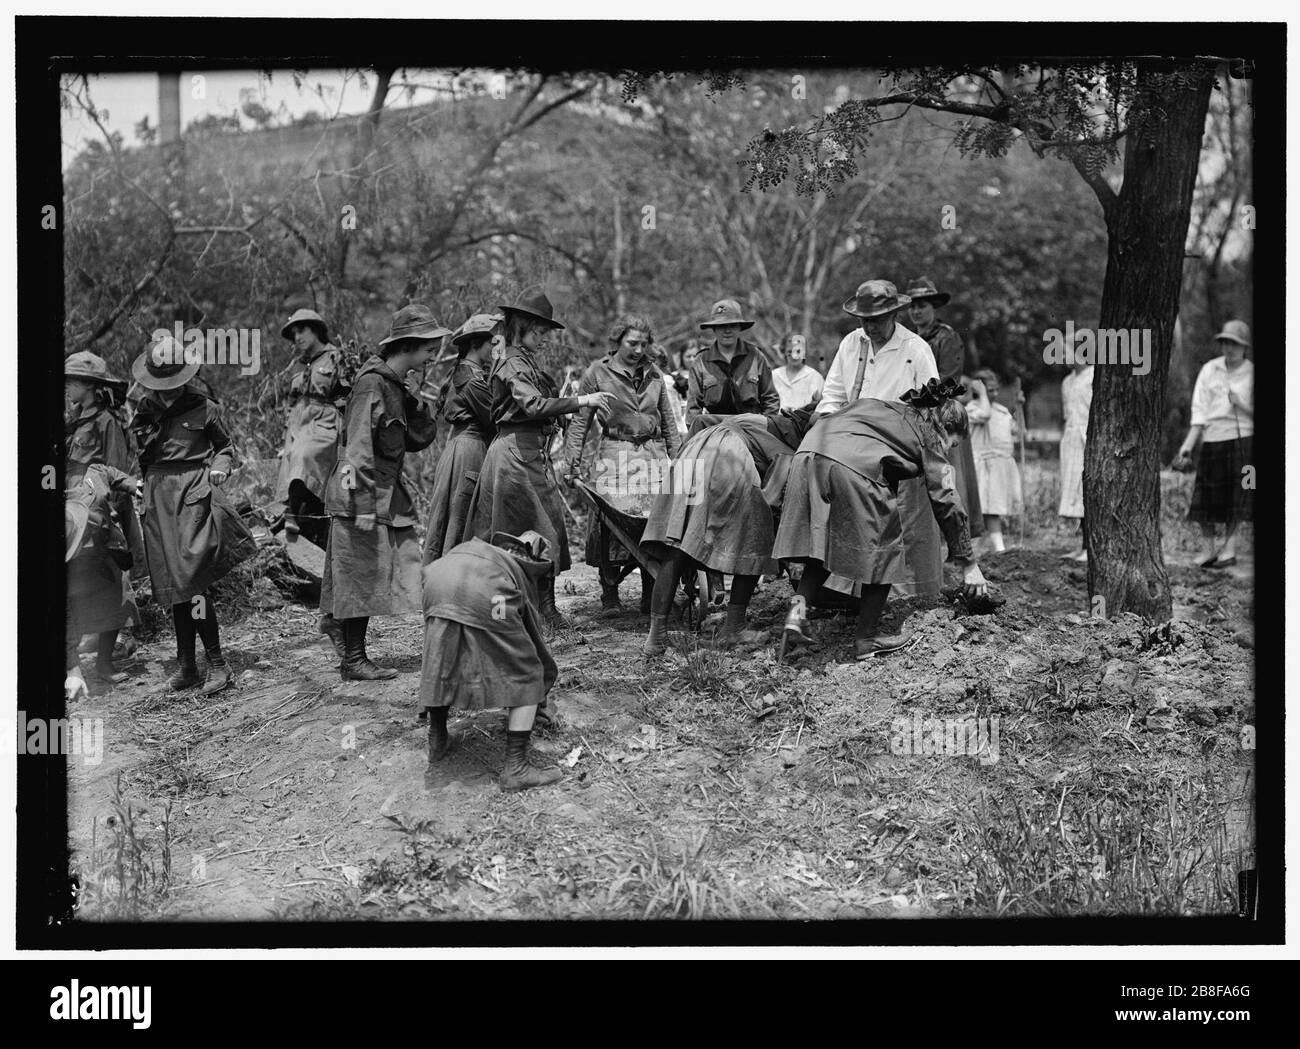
[418,618,548,711]
[1189,436,1253,524]
[142,466,257,606]
[583,437,668,576]
[465,428,570,573]
[975,452,1023,517]
[321,518,422,618]
[950,434,984,537]
[1058,425,1086,519]
[275,401,341,501]
[641,425,776,576]
[422,427,488,565]
[68,549,138,640]
[773,453,909,585]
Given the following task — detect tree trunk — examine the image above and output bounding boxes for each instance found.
[1085,62,1215,620]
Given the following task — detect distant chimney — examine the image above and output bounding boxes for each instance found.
[158,72,181,147]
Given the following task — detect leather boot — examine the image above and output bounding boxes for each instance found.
[644,613,669,657]
[426,707,454,762]
[714,604,763,648]
[639,570,654,614]
[340,618,397,681]
[779,595,813,662]
[200,654,233,695]
[600,582,622,612]
[319,614,346,661]
[168,657,201,691]
[539,574,567,630]
[499,729,563,792]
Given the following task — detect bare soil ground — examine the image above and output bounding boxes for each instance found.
[67,469,1255,922]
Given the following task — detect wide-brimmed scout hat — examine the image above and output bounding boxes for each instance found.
[132,334,200,391]
[498,292,566,331]
[1213,319,1251,347]
[65,500,90,563]
[378,304,453,346]
[843,280,911,319]
[492,530,552,578]
[65,350,127,390]
[903,276,951,308]
[699,299,755,331]
[452,312,505,349]
[280,308,328,342]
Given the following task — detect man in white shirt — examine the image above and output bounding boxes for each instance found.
[817,280,939,413]
[816,279,945,598]
[771,334,825,410]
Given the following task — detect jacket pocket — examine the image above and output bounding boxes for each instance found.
[183,478,212,505]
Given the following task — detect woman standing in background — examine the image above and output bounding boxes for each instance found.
[564,314,681,613]
[1058,339,1094,562]
[1173,320,1253,569]
[966,368,1023,555]
[421,312,501,565]
[131,336,257,695]
[65,350,142,679]
[321,304,448,681]
[466,292,613,629]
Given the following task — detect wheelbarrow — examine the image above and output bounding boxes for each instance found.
[567,475,717,628]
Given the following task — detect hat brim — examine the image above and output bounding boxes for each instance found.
[131,351,200,391]
[1214,332,1251,347]
[699,319,755,331]
[906,292,950,308]
[499,305,565,331]
[281,319,328,341]
[65,367,127,389]
[378,325,453,346]
[843,294,912,319]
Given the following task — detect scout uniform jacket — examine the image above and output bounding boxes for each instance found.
[686,339,780,424]
[323,356,438,527]
[563,355,683,471]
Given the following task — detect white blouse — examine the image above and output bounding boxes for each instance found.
[1190,357,1253,443]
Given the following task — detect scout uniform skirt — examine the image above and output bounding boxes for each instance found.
[67,547,138,640]
[418,618,549,711]
[421,426,488,565]
[142,464,257,607]
[275,400,341,502]
[321,518,422,618]
[641,425,776,577]
[465,428,571,574]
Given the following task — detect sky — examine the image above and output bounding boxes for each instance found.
[61,69,435,167]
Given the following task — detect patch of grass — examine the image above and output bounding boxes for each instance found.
[962,772,1241,916]
[607,831,741,919]
[73,772,174,920]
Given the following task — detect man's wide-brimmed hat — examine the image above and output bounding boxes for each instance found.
[281,308,328,342]
[903,276,951,308]
[452,312,505,348]
[1214,319,1251,348]
[843,280,911,319]
[378,304,453,346]
[699,299,755,331]
[65,350,126,390]
[498,292,566,331]
[132,334,200,391]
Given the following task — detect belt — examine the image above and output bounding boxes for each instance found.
[144,460,206,475]
[604,430,659,446]
[496,420,556,436]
